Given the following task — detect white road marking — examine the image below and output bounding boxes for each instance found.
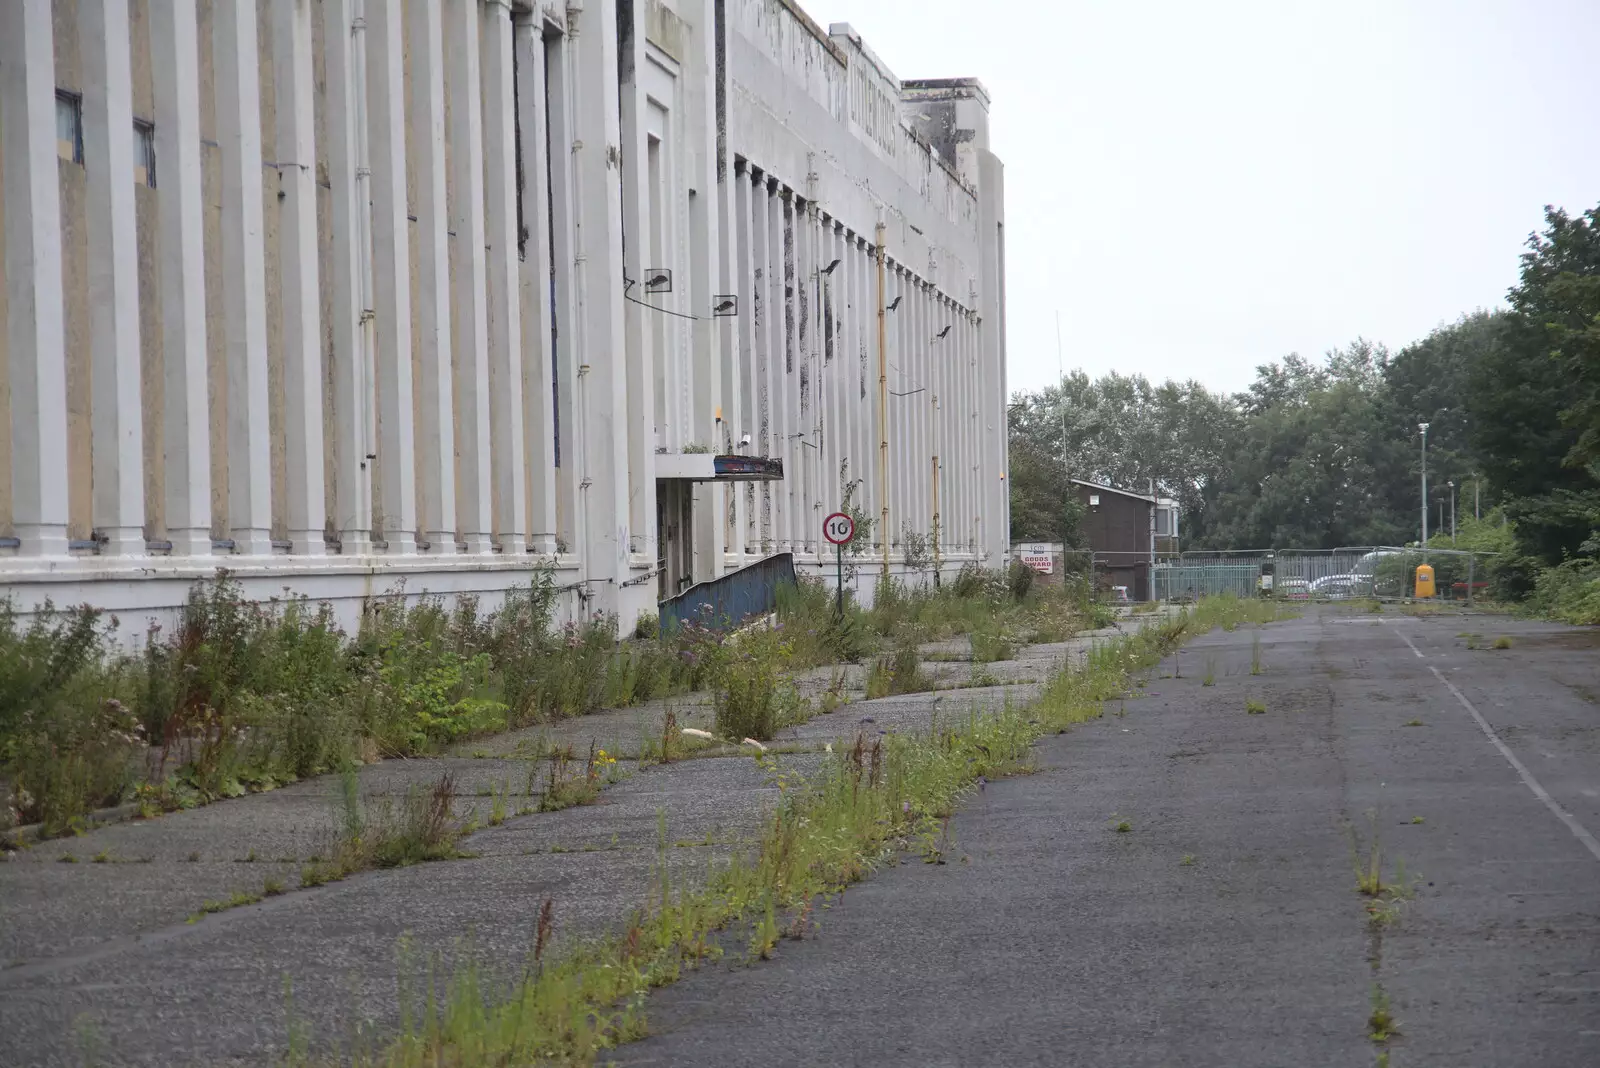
[1388,622,1425,658]
[1429,664,1600,865]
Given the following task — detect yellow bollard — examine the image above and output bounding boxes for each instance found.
[1414,563,1436,598]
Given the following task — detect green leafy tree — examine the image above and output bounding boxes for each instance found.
[1510,205,1600,471]
[1466,206,1600,567]
[1008,372,1238,545]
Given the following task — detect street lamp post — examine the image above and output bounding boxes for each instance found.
[1419,422,1430,560]
[1448,480,1456,543]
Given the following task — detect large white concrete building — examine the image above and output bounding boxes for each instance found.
[0,0,1008,636]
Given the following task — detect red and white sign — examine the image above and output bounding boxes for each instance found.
[823,512,856,546]
[1021,551,1054,574]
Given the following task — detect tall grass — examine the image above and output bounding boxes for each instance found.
[710,629,805,742]
[864,642,933,699]
[776,563,1108,662]
[2,575,712,835]
[4,564,1143,837]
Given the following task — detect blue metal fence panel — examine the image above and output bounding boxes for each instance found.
[658,552,797,633]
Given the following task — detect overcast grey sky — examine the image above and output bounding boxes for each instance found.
[806,0,1600,397]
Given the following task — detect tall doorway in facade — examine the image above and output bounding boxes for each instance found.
[657,480,695,600]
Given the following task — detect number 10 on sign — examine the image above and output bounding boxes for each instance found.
[823,512,855,619]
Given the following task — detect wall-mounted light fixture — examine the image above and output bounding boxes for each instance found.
[887,295,902,311]
[820,258,841,275]
[713,295,738,317]
[644,269,673,292]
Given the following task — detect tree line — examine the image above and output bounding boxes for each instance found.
[1008,203,1600,610]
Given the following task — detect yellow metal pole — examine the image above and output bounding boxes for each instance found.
[876,221,889,580]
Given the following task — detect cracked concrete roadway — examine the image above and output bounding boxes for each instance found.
[6,607,1596,1066]
[620,607,1600,1068]
[0,622,1131,1067]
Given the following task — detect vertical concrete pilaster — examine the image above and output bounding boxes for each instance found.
[148,0,212,557]
[820,220,840,525]
[793,197,813,554]
[771,189,792,553]
[81,0,147,557]
[690,0,727,579]
[1,0,69,557]
[213,0,273,557]
[323,0,370,553]
[543,28,582,559]
[446,0,493,555]
[731,168,757,561]
[513,14,559,556]
[408,0,457,554]
[271,0,326,556]
[480,0,527,556]
[366,0,417,554]
[569,0,632,617]
[750,175,770,552]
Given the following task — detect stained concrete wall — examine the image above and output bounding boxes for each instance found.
[1,0,1009,634]
[725,2,983,297]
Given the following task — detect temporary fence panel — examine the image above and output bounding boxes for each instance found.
[1153,546,1496,602]
[1153,564,1259,600]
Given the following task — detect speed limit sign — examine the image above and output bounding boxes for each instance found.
[823,512,856,546]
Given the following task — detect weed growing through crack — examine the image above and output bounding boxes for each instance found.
[1250,631,1263,675]
[917,816,958,865]
[660,709,680,763]
[969,628,1014,664]
[712,631,807,740]
[1352,814,1387,897]
[818,672,849,714]
[1349,811,1417,903]
[1201,659,1216,687]
[865,642,933,700]
[299,771,463,887]
[1245,698,1267,715]
[1368,983,1398,1042]
[1180,854,1196,866]
[1491,635,1513,650]
[488,780,509,827]
[538,742,617,813]
[968,664,1001,688]
[188,887,264,922]
[1403,719,1424,727]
